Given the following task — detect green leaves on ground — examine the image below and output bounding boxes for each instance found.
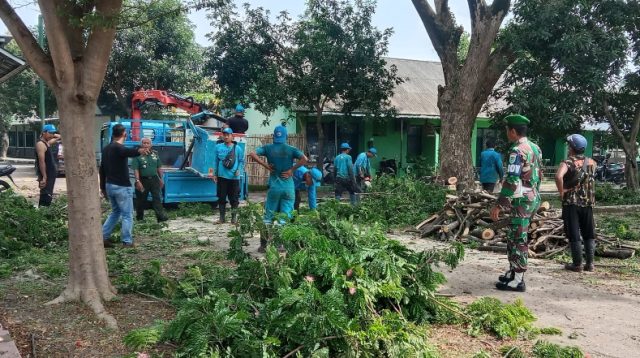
[596,184,640,206]
[532,340,584,358]
[124,203,462,356]
[0,191,68,258]
[466,297,536,339]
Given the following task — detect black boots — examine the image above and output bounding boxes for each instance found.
[565,240,596,272]
[217,206,226,224]
[496,272,526,292]
[584,239,595,271]
[498,268,514,283]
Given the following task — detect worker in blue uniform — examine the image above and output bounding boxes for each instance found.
[334,142,357,205]
[249,125,308,252]
[293,166,323,210]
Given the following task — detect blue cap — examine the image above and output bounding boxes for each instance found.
[310,167,323,184]
[368,147,377,156]
[43,124,57,133]
[235,104,245,112]
[566,134,587,150]
[340,142,351,150]
[222,127,233,134]
[274,125,287,143]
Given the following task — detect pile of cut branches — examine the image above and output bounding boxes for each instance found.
[416,190,637,259]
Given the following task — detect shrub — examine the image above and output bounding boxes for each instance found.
[595,184,640,206]
[465,297,536,339]
[0,191,68,258]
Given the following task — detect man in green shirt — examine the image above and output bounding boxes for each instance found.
[131,138,168,222]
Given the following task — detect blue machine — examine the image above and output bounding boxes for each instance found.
[99,119,247,204]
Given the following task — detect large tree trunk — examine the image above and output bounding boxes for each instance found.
[315,107,324,170]
[437,89,477,187]
[624,145,639,191]
[45,94,118,329]
[0,130,8,159]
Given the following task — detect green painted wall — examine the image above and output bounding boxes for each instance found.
[554,139,568,165]
[244,106,295,135]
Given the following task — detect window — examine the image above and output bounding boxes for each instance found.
[407,125,423,161]
[25,130,35,148]
[17,129,24,147]
[8,130,17,146]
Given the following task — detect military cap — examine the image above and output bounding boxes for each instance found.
[504,114,530,125]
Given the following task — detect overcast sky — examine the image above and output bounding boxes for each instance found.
[0,0,474,61]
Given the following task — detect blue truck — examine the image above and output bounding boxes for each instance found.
[99,118,247,204]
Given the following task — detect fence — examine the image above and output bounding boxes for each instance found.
[243,134,306,186]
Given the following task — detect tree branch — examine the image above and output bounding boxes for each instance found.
[630,97,640,142]
[81,0,124,100]
[602,95,628,145]
[38,0,75,85]
[0,0,55,87]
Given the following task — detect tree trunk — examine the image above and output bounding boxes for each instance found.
[316,107,324,169]
[437,89,477,188]
[0,130,8,159]
[624,145,639,191]
[45,95,118,329]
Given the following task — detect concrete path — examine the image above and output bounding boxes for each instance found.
[0,323,21,357]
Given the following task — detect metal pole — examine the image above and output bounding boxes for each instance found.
[400,118,404,172]
[38,15,45,130]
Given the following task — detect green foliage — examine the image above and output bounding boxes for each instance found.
[539,327,563,335]
[118,259,176,297]
[465,297,536,339]
[123,321,167,351]
[321,175,446,228]
[168,202,215,219]
[472,350,491,358]
[596,184,640,206]
[598,211,640,241]
[126,203,462,356]
[500,345,526,358]
[0,191,68,258]
[532,340,584,358]
[207,0,400,119]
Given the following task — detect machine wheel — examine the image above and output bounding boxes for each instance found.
[0,180,10,193]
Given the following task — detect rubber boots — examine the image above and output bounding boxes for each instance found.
[217,206,226,224]
[496,272,526,292]
[230,208,238,224]
[564,240,583,272]
[584,239,595,272]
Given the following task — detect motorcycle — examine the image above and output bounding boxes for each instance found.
[595,161,625,184]
[0,164,17,193]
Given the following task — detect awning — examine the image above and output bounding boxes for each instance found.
[0,46,27,84]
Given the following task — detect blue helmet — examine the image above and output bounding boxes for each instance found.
[42,124,57,133]
[566,134,587,150]
[235,104,245,113]
[274,125,288,143]
[310,167,323,182]
[222,127,233,134]
[368,147,377,156]
[340,142,351,150]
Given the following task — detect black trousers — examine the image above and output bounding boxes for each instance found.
[334,177,356,196]
[136,176,167,220]
[217,177,240,209]
[481,182,496,192]
[294,189,302,210]
[563,205,595,265]
[38,173,56,207]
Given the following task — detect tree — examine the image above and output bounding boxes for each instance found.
[497,0,640,190]
[411,0,514,187]
[0,0,225,328]
[0,40,56,158]
[102,0,207,116]
[207,0,400,166]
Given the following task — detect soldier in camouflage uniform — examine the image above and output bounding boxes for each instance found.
[490,114,542,292]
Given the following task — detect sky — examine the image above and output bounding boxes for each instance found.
[0,0,473,62]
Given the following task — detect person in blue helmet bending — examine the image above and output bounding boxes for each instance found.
[293,166,323,210]
[249,125,308,251]
[354,147,377,191]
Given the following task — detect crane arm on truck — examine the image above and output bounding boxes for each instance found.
[130,89,227,140]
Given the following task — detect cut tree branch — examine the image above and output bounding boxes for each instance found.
[0,0,55,86]
[39,0,75,86]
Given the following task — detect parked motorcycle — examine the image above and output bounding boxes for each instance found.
[0,164,17,193]
[379,159,398,176]
[595,161,625,184]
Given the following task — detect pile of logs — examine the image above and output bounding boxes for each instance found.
[416,190,637,259]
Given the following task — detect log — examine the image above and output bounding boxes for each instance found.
[447,176,458,185]
[599,248,635,259]
[481,228,495,240]
[477,245,508,253]
[538,201,551,213]
[441,221,460,233]
[445,209,456,217]
[416,214,440,230]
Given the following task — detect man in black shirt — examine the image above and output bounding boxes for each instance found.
[100,124,150,248]
[224,104,249,134]
[35,124,61,207]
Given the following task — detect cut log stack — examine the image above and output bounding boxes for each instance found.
[416,190,637,259]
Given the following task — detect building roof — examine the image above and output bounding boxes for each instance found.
[383,57,443,117]
[0,44,28,84]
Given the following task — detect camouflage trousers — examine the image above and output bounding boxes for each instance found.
[507,195,541,273]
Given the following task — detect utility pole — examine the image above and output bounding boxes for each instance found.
[38,15,45,130]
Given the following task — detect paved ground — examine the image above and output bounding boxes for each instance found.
[0,323,21,357]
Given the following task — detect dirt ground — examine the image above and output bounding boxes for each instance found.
[3,171,640,357]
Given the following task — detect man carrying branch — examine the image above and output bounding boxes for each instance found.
[491,115,542,292]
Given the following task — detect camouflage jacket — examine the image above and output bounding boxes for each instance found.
[498,137,543,208]
[562,155,596,207]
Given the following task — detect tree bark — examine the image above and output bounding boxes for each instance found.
[0,129,8,159]
[45,95,118,329]
[624,144,639,191]
[315,105,325,169]
[603,97,640,191]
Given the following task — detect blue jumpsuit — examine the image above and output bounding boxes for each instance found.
[256,143,304,223]
[293,166,318,210]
